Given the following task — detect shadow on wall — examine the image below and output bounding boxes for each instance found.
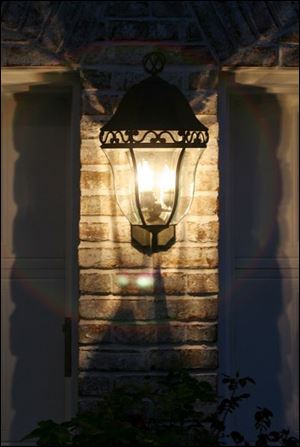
[219,76,298,437]
[79,265,180,407]
[8,85,75,442]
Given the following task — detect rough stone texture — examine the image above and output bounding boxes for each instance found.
[186,220,219,243]
[80,116,105,140]
[81,70,112,90]
[81,141,108,165]
[224,45,278,66]
[80,170,113,195]
[80,195,123,216]
[189,70,219,90]
[280,24,299,43]
[2,1,298,66]
[79,321,217,344]
[79,371,217,395]
[151,1,190,18]
[107,20,182,41]
[187,271,219,294]
[79,346,218,371]
[152,246,218,269]
[188,91,217,115]
[190,194,219,216]
[81,44,216,66]
[80,271,111,294]
[280,44,299,66]
[2,0,298,407]
[195,169,219,191]
[82,93,122,116]
[79,296,218,321]
[80,218,132,242]
[79,222,110,242]
[79,246,151,269]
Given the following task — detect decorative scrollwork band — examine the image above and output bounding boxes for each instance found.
[99,129,209,147]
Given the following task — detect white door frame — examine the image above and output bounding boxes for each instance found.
[1,67,80,437]
[218,67,299,438]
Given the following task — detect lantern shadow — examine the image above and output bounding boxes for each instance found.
[79,265,184,410]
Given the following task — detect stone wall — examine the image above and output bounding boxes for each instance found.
[1,1,299,411]
[78,56,219,409]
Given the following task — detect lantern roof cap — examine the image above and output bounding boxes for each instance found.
[101,75,207,132]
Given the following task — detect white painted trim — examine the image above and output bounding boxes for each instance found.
[218,68,299,443]
[1,68,80,438]
[1,66,78,85]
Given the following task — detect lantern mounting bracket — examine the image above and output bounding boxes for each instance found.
[131,225,175,253]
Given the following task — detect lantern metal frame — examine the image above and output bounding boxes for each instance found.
[99,52,209,252]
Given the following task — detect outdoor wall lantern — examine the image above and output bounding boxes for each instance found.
[99,52,209,251]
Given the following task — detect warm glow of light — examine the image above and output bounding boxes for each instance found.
[136,275,154,288]
[137,160,154,192]
[137,160,175,208]
[159,164,175,205]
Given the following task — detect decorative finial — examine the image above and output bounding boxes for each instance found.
[143,52,166,76]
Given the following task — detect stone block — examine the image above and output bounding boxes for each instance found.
[82,93,122,115]
[153,246,218,269]
[81,70,112,89]
[188,91,217,115]
[104,1,149,17]
[80,140,108,165]
[108,20,180,41]
[79,346,217,371]
[79,347,146,371]
[198,142,218,166]
[280,44,299,66]
[80,116,104,140]
[109,220,131,242]
[80,222,109,242]
[80,170,113,195]
[80,195,122,216]
[6,45,62,66]
[186,21,203,43]
[186,220,219,243]
[189,70,219,90]
[79,321,217,344]
[79,246,150,269]
[147,347,218,370]
[190,194,218,216]
[79,296,218,321]
[187,271,219,294]
[151,1,189,17]
[80,270,111,294]
[224,46,278,66]
[195,169,219,191]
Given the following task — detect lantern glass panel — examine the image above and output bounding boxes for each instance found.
[133,148,181,226]
[102,148,143,225]
[170,148,205,224]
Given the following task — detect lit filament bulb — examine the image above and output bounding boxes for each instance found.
[159,164,175,207]
[137,160,154,192]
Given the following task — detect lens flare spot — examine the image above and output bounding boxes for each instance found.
[117,275,130,287]
[136,275,154,289]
